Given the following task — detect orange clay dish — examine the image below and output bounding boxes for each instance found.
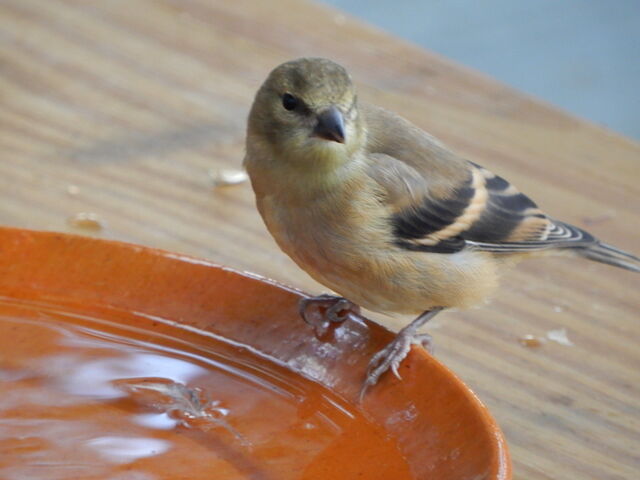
[0,227,511,480]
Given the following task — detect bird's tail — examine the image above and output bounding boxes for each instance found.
[578,242,640,273]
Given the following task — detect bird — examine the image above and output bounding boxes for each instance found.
[243,57,639,400]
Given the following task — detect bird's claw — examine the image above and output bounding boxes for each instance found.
[359,331,435,402]
[326,297,358,323]
[298,294,360,337]
[413,332,434,354]
[358,375,377,404]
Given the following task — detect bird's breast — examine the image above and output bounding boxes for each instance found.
[257,190,418,312]
[255,180,500,314]
[258,190,367,271]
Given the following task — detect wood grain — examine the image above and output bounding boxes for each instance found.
[0,1,638,478]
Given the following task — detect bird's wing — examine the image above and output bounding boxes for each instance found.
[362,104,594,254]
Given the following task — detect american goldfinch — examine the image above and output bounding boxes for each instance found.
[243,58,639,399]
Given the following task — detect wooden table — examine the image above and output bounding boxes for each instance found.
[1,1,638,478]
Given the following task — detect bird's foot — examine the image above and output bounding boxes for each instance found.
[298,294,360,337]
[358,307,442,402]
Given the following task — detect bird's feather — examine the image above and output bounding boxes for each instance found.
[577,243,640,273]
[364,107,640,272]
[362,106,553,254]
[361,104,636,264]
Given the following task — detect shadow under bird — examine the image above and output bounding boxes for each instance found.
[243,58,640,400]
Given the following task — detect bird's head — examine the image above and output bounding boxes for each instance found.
[247,58,365,168]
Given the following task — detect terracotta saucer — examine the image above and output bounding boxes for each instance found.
[0,227,511,479]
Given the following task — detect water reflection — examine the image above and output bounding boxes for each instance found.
[86,436,171,463]
[113,377,247,444]
[131,412,178,430]
[53,352,207,398]
[0,301,413,480]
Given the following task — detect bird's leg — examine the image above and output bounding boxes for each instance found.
[298,294,360,337]
[360,307,444,402]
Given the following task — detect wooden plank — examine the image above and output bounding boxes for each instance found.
[0,1,638,478]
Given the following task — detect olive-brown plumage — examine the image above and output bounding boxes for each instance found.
[244,57,640,397]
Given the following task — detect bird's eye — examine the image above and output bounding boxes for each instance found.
[282,93,298,111]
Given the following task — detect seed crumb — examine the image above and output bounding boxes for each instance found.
[68,212,105,231]
[209,168,248,187]
[518,335,543,348]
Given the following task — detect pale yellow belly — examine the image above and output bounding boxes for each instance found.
[260,197,499,314]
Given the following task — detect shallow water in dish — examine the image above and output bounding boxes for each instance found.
[0,299,413,480]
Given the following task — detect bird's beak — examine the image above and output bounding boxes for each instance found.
[313,106,346,144]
